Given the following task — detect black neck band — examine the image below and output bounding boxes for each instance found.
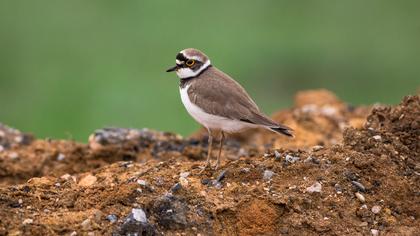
[179,65,212,88]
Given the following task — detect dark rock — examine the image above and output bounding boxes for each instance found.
[113,210,158,236]
[216,170,227,183]
[106,214,118,223]
[201,179,211,185]
[151,194,189,229]
[351,181,366,192]
[170,183,182,193]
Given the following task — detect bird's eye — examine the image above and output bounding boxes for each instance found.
[186,59,195,67]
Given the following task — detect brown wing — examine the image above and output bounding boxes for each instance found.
[188,67,279,127]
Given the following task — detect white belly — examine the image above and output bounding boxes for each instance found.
[180,85,254,133]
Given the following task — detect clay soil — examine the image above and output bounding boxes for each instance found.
[0,90,418,236]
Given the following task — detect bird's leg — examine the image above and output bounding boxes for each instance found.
[200,129,213,172]
[214,131,225,170]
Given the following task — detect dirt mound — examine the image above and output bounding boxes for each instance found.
[0,91,418,236]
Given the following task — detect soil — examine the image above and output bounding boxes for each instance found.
[0,90,418,236]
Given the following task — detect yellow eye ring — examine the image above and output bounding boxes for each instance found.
[186,59,195,67]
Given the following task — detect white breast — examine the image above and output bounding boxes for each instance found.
[180,84,255,133]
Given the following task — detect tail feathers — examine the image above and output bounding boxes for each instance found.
[270,126,294,138]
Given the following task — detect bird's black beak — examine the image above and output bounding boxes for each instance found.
[166,65,179,72]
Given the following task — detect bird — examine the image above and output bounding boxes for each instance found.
[166,48,293,171]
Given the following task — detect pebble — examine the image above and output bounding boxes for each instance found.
[179,177,189,187]
[201,179,211,185]
[70,231,77,236]
[355,192,365,202]
[359,222,368,227]
[285,155,300,163]
[263,170,274,181]
[371,205,381,214]
[351,181,366,192]
[81,219,91,230]
[306,182,322,193]
[216,170,227,183]
[371,229,379,236]
[312,145,324,151]
[137,179,147,186]
[9,152,19,160]
[274,150,281,160]
[106,214,118,223]
[87,232,94,236]
[132,208,147,223]
[334,183,342,194]
[22,219,33,225]
[372,135,382,141]
[56,153,65,161]
[0,145,4,152]
[170,183,182,193]
[180,172,190,178]
[78,175,97,187]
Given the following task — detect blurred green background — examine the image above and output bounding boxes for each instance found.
[0,1,419,141]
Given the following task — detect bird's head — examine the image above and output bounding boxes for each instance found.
[166,48,211,79]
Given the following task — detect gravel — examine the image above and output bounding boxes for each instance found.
[306,182,322,193]
[263,170,275,181]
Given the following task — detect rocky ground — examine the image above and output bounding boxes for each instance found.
[0,90,418,236]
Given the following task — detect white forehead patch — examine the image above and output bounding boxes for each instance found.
[176,60,211,79]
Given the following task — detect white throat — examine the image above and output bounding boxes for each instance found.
[176,60,211,79]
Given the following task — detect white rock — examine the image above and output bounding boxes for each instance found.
[306,182,322,193]
[56,153,65,161]
[355,192,365,202]
[263,170,274,181]
[371,205,381,214]
[372,135,382,141]
[371,229,379,236]
[132,208,147,223]
[137,179,147,186]
[180,172,190,178]
[22,219,33,225]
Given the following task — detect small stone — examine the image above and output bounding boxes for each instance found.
[18,199,23,204]
[22,219,33,225]
[56,153,65,161]
[81,219,91,230]
[334,183,342,194]
[106,214,118,223]
[137,179,147,186]
[285,155,300,163]
[132,208,147,223]
[351,181,366,192]
[179,172,190,178]
[70,231,77,236]
[371,205,381,214]
[216,170,227,183]
[359,222,368,227]
[170,183,182,193]
[87,232,94,236]
[371,229,379,236]
[201,179,211,185]
[274,150,281,160]
[355,192,365,202]
[78,175,97,187]
[372,135,382,141]
[0,145,4,152]
[306,182,322,193]
[179,177,189,187]
[61,173,72,181]
[312,145,324,151]
[263,170,274,181]
[9,152,19,160]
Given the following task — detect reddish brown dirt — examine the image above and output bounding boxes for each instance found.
[0,90,418,236]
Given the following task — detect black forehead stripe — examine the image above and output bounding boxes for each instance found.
[176,53,188,61]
